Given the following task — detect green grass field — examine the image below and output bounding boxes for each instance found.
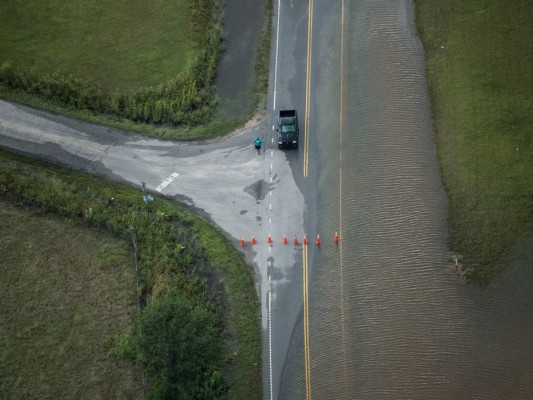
[0,201,142,399]
[416,0,533,283]
[0,0,193,92]
[0,148,262,398]
[0,0,270,139]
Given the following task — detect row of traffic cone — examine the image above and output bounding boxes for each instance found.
[240,233,340,247]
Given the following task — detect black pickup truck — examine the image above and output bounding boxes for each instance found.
[276,110,299,149]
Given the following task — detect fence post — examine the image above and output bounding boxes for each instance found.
[129,228,146,398]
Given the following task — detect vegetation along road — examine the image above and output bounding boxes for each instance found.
[0,0,531,399]
[417,0,532,284]
[0,0,266,398]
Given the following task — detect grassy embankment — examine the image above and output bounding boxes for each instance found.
[0,202,143,399]
[416,0,533,284]
[0,149,262,399]
[0,0,230,139]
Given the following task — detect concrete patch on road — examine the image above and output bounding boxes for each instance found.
[245,179,269,201]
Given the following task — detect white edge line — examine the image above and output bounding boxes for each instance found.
[268,290,273,400]
[273,0,281,111]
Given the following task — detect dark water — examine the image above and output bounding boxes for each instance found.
[215,0,265,118]
[280,1,533,398]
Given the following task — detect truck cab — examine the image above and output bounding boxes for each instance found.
[276,110,299,149]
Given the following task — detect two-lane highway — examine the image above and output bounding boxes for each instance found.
[273,0,533,399]
[2,0,533,398]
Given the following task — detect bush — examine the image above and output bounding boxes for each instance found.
[139,290,227,399]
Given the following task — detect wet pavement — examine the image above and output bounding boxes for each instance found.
[2,1,533,399]
[278,1,533,399]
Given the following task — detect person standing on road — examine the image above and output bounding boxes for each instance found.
[254,137,263,154]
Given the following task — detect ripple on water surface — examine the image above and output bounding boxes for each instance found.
[280,1,533,399]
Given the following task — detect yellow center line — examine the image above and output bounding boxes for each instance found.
[339,0,348,393]
[303,244,311,399]
[304,0,314,178]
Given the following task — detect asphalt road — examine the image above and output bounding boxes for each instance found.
[3,1,533,399]
[275,1,533,400]
[0,93,306,399]
[0,1,464,399]
[0,0,306,397]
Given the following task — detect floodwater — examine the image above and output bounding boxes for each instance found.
[280,1,533,399]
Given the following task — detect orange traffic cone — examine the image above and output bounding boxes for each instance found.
[293,236,299,245]
[334,232,339,244]
[283,234,288,245]
[251,235,257,245]
[303,235,308,245]
[315,235,321,245]
[267,234,273,244]
[240,237,246,247]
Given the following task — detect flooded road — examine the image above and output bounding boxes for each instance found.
[1,0,532,398]
[279,1,533,398]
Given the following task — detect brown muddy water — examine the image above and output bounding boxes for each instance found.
[280,1,533,399]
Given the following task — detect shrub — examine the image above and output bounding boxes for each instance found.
[139,290,227,399]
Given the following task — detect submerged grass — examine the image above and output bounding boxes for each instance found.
[0,201,143,399]
[416,0,533,284]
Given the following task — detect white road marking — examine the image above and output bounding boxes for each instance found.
[269,204,272,211]
[269,7,281,393]
[268,290,273,400]
[273,0,282,111]
[155,172,180,192]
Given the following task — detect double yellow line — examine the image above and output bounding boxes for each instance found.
[303,0,314,178]
[302,0,347,398]
[338,0,349,392]
[302,1,314,399]
[302,244,311,400]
